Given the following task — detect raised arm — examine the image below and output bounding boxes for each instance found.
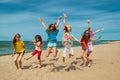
[94,27,104,34]
[92,35,102,41]
[63,13,67,27]
[71,35,79,42]
[86,19,90,30]
[78,37,82,44]
[56,16,62,29]
[38,18,47,30]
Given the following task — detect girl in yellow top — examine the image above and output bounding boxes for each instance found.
[12,33,25,70]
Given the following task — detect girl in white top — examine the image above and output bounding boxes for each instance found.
[62,14,79,62]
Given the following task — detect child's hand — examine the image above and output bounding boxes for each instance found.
[87,19,90,24]
[62,42,66,47]
[98,35,102,39]
[78,41,81,44]
[11,54,14,57]
[38,18,42,22]
[32,40,35,43]
[11,50,15,57]
[58,16,62,20]
[24,58,29,60]
[32,40,36,45]
[64,13,67,18]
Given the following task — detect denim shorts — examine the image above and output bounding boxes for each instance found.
[47,41,57,48]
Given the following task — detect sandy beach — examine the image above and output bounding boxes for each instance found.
[0,41,120,80]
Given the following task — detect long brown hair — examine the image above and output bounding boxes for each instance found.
[48,24,56,32]
[64,26,68,33]
[87,27,92,32]
[81,30,90,42]
[12,33,21,48]
[35,35,42,45]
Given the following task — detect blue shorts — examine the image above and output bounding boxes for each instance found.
[47,41,57,48]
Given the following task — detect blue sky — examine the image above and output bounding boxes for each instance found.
[0,0,120,41]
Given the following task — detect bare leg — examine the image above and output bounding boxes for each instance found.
[80,50,85,66]
[52,47,57,58]
[87,57,90,67]
[46,47,51,57]
[18,53,24,70]
[51,49,58,55]
[83,49,88,66]
[14,54,20,70]
[38,59,42,68]
[69,54,71,58]
[25,55,33,60]
[63,57,65,63]
[87,53,91,67]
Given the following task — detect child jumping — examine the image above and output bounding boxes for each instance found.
[12,33,25,70]
[85,20,103,67]
[25,35,42,68]
[80,30,102,67]
[86,20,104,54]
[38,16,62,59]
[62,14,79,62]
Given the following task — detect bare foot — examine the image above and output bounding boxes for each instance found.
[19,68,23,70]
[63,57,65,63]
[88,63,91,67]
[39,66,42,68]
[24,58,29,60]
[15,68,19,71]
[82,62,87,67]
[69,54,71,58]
[80,62,84,66]
[69,54,74,58]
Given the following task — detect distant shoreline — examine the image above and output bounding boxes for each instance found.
[0,40,120,56]
[0,40,120,41]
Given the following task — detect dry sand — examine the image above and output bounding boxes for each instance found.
[0,41,120,80]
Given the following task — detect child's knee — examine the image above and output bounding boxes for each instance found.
[38,56,41,60]
[53,55,57,57]
[46,53,50,57]
[63,53,66,57]
[53,54,57,57]
[14,59,17,62]
[18,59,21,62]
[38,58,40,60]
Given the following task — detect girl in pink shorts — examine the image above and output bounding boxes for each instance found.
[86,20,104,54]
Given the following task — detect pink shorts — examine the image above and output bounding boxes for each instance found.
[32,50,42,60]
[88,41,93,53]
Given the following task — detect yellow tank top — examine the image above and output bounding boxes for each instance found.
[15,40,24,53]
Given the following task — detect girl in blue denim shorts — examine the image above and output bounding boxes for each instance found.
[38,16,62,59]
